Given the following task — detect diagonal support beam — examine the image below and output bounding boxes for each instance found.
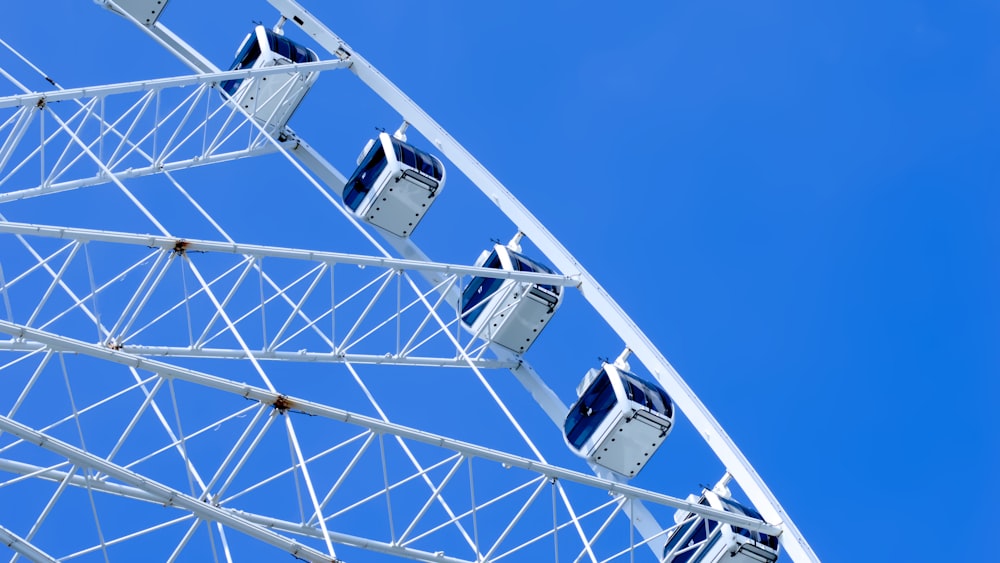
[0,523,58,563]
[0,457,471,563]
[0,414,341,563]
[0,320,779,536]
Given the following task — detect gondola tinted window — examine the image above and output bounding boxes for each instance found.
[266,32,316,64]
[391,138,443,180]
[460,251,504,325]
[221,37,261,95]
[677,519,721,563]
[662,519,696,562]
[717,497,779,549]
[663,490,777,562]
[221,28,317,96]
[343,144,389,211]
[564,369,617,449]
[511,253,559,294]
[677,522,709,563]
[621,373,673,417]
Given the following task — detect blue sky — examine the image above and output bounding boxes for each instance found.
[1,1,998,561]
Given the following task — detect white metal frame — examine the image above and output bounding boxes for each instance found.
[0,1,820,561]
[0,219,572,367]
[0,61,345,205]
[0,321,780,563]
[263,1,818,560]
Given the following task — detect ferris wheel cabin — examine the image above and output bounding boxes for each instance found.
[220,25,319,133]
[342,131,446,237]
[663,477,780,563]
[459,235,561,353]
[563,351,674,478]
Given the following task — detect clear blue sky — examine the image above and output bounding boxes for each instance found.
[2,1,998,562]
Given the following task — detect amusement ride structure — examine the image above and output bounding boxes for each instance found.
[0,1,819,561]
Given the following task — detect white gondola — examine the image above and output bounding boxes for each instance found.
[459,233,561,353]
[342,126,446,237]
[563,349,674,478]
[220,24,319,133]
[663,475,780,563]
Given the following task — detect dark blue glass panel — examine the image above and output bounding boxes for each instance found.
[508,250,560,295]
[564,370,617,449]
[663,519,695,561]
[222,28,316,97]
[672,522,703,563]
[343,143,388,211]
[416,153,436,177]
[718,496,762,519]
[717,498,778,549]
[621,372,673,417]
[390,138,444,180]
[461,252,503,325]
[296,44,315,63]
[689,520,709,546]
[221,33,261,95]
[671,520,721,563]
[401,146,417,168]
[265,29,317,63]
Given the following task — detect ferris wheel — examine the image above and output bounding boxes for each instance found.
[0,1,820,562]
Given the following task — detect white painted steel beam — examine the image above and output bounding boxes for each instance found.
[0,524,58,563]
[108,346,516,369]
[0,62,348,110]
[0,106,36,172]
[0,221,577,287]
[0,458,161,503]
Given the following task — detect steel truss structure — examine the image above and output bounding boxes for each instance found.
[0,1,819,562]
